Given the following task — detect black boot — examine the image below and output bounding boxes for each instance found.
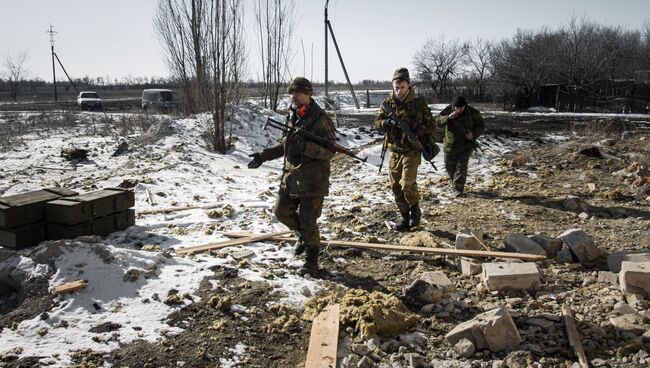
[394,210,411,232]
[298,246,320,277]
[409,204,421,228]
[294,233,305,256]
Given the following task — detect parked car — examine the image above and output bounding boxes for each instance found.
[142,89,178,112]
[77,91,103,111]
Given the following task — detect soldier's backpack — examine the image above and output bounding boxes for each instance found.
[414,96,440,162]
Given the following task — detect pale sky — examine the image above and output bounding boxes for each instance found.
[1,0,649,83]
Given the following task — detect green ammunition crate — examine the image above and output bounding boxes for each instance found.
[47,209,135,240]
[0,188,78,229]
[0,222,46,249]
[46,188,135,226]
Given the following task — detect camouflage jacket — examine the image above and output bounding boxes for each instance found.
[259,99,336,198]
[434,104,485,155]
[373,88,436,154]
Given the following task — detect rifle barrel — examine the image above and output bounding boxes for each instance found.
[264,116,368,163]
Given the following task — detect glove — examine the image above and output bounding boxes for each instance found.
[383,118,396,130]
[247,152,264,169]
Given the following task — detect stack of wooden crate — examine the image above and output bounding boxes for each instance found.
[46,188,135,239]
[0,188,78,249]
[0,187,135,249]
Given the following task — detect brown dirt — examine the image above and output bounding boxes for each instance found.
[3,111,650,367]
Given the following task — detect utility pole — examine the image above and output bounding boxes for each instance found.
[324,0,329,98]
[46,23,57,101]
[323,1,359,109]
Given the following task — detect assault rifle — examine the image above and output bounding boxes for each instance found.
[380,102,437,171]
[264,117,368,163]
[378,135,389,173]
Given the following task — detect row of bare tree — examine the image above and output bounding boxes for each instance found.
[412,17,650,107]
[154,0,295,153]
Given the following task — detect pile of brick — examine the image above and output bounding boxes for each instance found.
[0,187,134,249]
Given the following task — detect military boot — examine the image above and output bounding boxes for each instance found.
[298,246,320,277]
[394,210,411,232]
[409,204,421,228]
[294,232,306,256]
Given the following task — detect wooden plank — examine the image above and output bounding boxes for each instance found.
[32,165,75,171]
[175,230,292,255]
[224,232,547,261]
[305,304,339,368]
[137,202,224,216]
[138,205,202,215]
[562,304,590,368]
[51,279,88,295]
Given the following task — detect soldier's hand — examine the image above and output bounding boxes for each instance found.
[449,110,460,120]
[465,130,474,141]
[383,119,396,129]
[247,153,264,169]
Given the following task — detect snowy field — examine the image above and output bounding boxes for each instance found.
[1,98,567,366]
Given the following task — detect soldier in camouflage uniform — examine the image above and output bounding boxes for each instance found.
[374,67,437,231]
[434,96,485,196]
[248,77,336,276]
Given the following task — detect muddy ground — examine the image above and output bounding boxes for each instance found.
[1,111,650,368]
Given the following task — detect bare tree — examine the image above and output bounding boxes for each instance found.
[465,38,493,99]
[412,36,467,94]
[155,0,196,112]
[3,51,29,101]
[254,0,295,111]
[155,0,246,153]
[557,15,627,110]
[491,28,562,108]
[205,0,246,152]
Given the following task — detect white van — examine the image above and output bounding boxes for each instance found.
[142,89,178,112]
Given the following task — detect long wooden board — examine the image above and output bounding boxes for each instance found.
[224,232,547,261]
[51,279,88,295]
[305,304,340,368]
[175,230,292,255]
[562,305,590,368]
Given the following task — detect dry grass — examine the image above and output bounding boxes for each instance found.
[0,112,159,152]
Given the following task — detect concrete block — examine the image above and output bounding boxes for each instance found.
[445,306,522,352]
[608,252,650,273]
[558,229,605,263]
[609,314,646,336]
[597,271,618,285]
[530,235,563,258]
[458,257,482,276]
[455,233,482,250]
[503,234,547,256]
[482,262,540,291]
[620,261,650,297]
[404,271,454,306]
[420,271,454,289]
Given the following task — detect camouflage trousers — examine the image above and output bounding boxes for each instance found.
[389,151,421,213]
[273,189,324,248]
[444,150,472,192]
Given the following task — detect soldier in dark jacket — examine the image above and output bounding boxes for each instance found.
[434,96,485,196]
[248,77,336,276]
[374,67,437,231]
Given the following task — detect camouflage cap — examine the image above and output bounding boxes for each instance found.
[392,67,410,83]
[287,77,313,94]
